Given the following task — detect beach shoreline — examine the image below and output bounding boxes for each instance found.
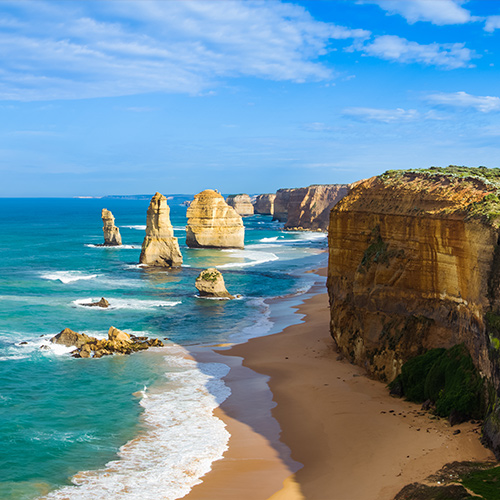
[185,268,494,500]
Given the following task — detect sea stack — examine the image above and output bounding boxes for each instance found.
[195,268,234,299]
[186,189,244,249]
[272,188,293,222]
[102,209,122,246]
[226,194,254,216]
[139,192,183,267]
[253,194,276,215]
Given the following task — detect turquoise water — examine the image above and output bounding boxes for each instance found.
[0,197,327,499]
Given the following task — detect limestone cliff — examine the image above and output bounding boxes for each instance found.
[226,194,254,216]
[272,189,293,222]
[186,189,244,249]
[327,166,500,454]
[102,209,122,246]
[284,184,350,231]
[139,192,183,267]
[253,194,276,215]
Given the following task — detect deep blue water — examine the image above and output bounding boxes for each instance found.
[0,197,327,499]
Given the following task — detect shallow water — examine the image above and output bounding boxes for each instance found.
[0,197,327,499]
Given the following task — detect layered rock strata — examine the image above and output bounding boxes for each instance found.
[327,166,500,455]
[50,326,164,358]
[284,184,350,231]
[186,190,244,249]
[253,194,276,215]
[195,268,234,299]
[102,209,122,246]
[140,192,182,267]
[226,194,254,216]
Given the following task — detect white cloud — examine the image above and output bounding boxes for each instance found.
[303,122,332,131]
[342,107,420,122]
[426,91,500,112]
[484,15,500,32]
[354,35,475,69]
[0,0,370,101]
[359,0,473,25]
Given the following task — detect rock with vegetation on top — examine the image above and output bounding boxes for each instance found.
[186,189,244,249]
[326,165,500,457]
[82,297,110,308]
[139,192,183,267]
[195,268,234,299]
[253,194,276,215]
[102,209,122,246]
[226,194,254,216]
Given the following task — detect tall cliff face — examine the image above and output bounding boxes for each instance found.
[101,209,122,246]
[328,170,500,385]
[139,192,182,267]
[284,184,350,231]
[272,189,293,222]
[253,194,276,215]
[226,194,254,216]
[186,189,244,249]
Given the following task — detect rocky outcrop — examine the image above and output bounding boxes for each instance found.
[253,194,276,215]
[186,190,244,249]
[327,166,500,455]
[139,192,182,267]
[226,194,254,216]
[195,268,234,299]
[102,209,122,246]
[50,326,164,358]
[82,297,109,308]
[284,184,350,231]
[272,189,293,222]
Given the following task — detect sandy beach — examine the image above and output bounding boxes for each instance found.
[185,269,494,500]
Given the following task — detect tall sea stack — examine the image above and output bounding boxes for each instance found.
[226,194,254,216]
[253,194,276,215]
[139,192,182,267]
[101,209,122,246]
[186,189,244,249]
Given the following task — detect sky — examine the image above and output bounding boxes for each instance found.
[1,0,500,197]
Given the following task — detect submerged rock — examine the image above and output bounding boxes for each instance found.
[102,209,122,246]
[186,189,244,249]
[81,297,110,308]
[139,192,183,267]
[226,194,254,216]
[195,268,234,299]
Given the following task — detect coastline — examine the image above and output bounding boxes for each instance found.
[185,268,494,500]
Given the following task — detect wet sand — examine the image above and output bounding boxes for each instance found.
[185,270,494,500]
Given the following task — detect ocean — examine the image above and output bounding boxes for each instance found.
[0,196,327,500]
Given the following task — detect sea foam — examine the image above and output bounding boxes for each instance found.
[44,346,231,500]
[216,249,279,269]
[41,272,98,284]
[73,298,181,310]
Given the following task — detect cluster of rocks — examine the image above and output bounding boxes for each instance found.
[50,327,164,358]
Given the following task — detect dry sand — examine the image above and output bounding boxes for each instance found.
[185,270,494,500]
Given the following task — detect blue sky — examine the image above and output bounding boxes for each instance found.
[1,0,500,196]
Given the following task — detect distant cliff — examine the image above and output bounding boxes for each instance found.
[226,194,254,216]
[253,194,275,215]
[272,189,293,222]
[327,166,500,455]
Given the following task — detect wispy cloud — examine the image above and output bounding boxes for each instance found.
[352,35,475,69]
[303,122,333,132]
[359,0,473,25]
[342,107,420,122]
[0,0,370,101]
[426,91,500,112]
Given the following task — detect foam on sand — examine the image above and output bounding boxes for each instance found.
[44,345,231,500]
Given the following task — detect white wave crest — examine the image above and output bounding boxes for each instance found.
[73,298,181,310]
[41,271,98,284]
[44,346,231,500]
[85,244,141,249]
[216,249,278,269]
[120,225,146,230]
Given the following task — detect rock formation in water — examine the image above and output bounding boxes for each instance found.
[82,297,109,308]
[139,192,183,267]
[327,166,500,455]
[102,209,122,246]
[284,184,351,231]
[195,268,234,299]
[226,194,254,216]
[253,194,276,215]
[50,326,164,358]
[272,189,293,222]
[186,190,244,249]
